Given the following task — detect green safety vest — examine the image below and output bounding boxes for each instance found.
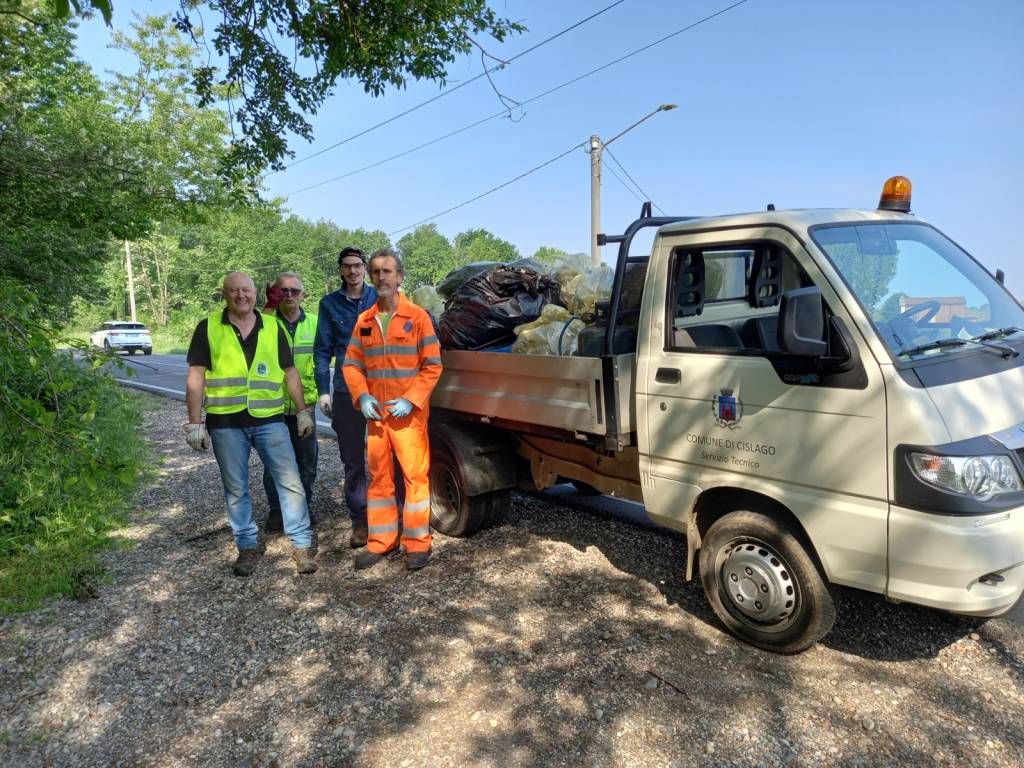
[204,312,286,417]
[276,310,318,412]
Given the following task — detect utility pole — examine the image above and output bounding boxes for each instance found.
[124,240,138,322]
[588,104,678,268]
[589,134,602,268]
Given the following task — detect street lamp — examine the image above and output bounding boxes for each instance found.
[590,103,677,267]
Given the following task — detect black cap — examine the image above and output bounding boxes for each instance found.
[338,246,365,265]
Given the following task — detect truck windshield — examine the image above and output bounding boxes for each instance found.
[811,223,1024,361]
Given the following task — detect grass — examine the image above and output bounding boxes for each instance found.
[0,388,151,615]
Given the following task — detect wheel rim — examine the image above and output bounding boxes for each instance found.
[430,462,461,528]
[715,536,801,633]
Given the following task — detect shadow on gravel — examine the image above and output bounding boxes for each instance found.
[3,409,1022,767]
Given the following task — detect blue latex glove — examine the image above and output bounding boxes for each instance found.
[386,397,414,418]
[358,393,383,421]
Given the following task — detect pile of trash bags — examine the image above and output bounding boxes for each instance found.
[409,253,616,356]
[438,265,561,351]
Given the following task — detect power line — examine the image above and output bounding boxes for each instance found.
[283,0,750,197]
[604,160,645,204]
[387,140,588,237]
[279,0,629,171]
[604,146,666,215]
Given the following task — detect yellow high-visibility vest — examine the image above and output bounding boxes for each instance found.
[204,313,286,417]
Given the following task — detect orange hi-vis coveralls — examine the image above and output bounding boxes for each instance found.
[342,295,442,555]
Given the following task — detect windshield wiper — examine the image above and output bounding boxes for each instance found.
[898,338,967,358]
[899,334,1020,360]
[972,326,1024,342]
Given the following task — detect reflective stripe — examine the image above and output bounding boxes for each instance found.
[367,496,397,509]
[403,524,431,539]
[348,337,363,350]
[249,397,284,408]
[365,344,418,357]
[369,522,399,534]
[418,335,438,348]
[422,356,443,367]
[250,380,282,391]
[343,359,366,371]
[206,395,247,407]
[292,345,314,355]
[367,368,418,379]
[205,376,247,387]
[404,498,430,513]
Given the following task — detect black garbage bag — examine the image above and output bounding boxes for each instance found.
[436,261,501,299]
[440,266,563,350]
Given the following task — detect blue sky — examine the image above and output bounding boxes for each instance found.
[76,1,1024,294]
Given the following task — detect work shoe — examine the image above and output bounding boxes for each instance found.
[233,546,264,577]
[292,547,318,575]
[354,548,397,571]
[349,525,368,549]
[405,551,431,571]
[265,513,283,533]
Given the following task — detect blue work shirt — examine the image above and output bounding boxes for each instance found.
[314,284,377,396]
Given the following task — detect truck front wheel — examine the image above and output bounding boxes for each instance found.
[699,510,836,653]
[430,441,509,537]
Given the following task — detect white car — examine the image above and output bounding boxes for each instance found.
[91,321,153,355]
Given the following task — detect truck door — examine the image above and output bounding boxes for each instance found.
[637,227,889,593]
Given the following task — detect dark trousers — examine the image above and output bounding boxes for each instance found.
[332,391,404,527]
[263,413,318,520]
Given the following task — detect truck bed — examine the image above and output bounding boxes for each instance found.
[432,350,636,441]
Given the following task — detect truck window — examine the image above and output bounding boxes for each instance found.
[667,242,809,354]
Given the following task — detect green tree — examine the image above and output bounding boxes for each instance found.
[32,0,526,176]
[397,224,454,290]
[532,246,569,265]
[453,228,519,266]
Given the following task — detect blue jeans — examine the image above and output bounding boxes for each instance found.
[262,413,318,521]
[332,390,404,527]
[210,422,313,549]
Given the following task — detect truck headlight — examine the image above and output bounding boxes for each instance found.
[910,453,1023,500]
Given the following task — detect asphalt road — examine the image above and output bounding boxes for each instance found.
[106,351,1023,625]
[107,352,336,436]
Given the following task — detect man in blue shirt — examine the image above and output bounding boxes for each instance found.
[314,246,403,548]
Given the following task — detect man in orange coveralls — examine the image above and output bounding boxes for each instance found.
[343,248,443,571]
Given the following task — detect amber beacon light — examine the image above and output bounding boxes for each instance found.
[878,175,912,212]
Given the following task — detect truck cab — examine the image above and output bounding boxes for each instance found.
[429,179,1024,652]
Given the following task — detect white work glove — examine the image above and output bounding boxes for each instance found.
[183,422,210,451]
[318,393,333,418]
[296,408,315,439]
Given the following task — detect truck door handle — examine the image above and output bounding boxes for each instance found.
[655,367,681,384]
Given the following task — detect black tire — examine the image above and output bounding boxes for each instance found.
[103,339,111,350]
[430,440,509,537]
[699,509,836,653]
[127,349,135,356]
[143,348,152,356]
[569,479,601,496]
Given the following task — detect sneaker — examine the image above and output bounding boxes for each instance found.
[349,525,368,549]
[354,547,397,571]
[292,547,318,575]
[405,551,431,571]
[266,513,283,533]
[233,546,264,577]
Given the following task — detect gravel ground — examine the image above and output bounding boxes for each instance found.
[1,394,1022,767]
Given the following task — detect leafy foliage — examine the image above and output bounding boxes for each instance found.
[453,228,520,264]
[398,224,456,291]
[170,0,524,175]
[0,278,147,612]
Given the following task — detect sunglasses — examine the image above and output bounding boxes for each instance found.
[279,287,303,296]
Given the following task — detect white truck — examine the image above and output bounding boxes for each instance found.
[425,178,1024,652]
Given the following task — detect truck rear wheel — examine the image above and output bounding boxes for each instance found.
[699,509,836,653]
[430,441,509,537]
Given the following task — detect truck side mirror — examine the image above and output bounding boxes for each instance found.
[778,287,828,357]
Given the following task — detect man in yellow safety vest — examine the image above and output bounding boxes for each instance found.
[184,271,318,576]
[262,271,320,532]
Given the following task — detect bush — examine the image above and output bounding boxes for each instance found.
[0,278,148,612]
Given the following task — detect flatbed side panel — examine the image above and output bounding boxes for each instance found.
[433,350,607,436]
[612,353,637,437]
